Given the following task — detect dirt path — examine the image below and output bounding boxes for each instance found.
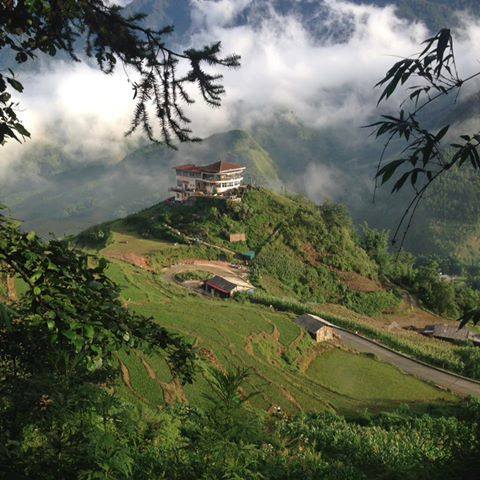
[160,222,237,256]
[138,355,187,404]
[118,358,149,404]
[162,260,250,285]
[105,252,154,272]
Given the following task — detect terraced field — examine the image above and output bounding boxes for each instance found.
[100,234,457,415]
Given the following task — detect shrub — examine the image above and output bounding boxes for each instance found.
[75,225,111,249]
[343,291,401,316]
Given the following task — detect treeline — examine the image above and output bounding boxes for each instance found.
[360,224,480,320]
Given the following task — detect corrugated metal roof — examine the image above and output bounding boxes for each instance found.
[294,314,333,334]
[424,324,471,341]
[205,275,238,294]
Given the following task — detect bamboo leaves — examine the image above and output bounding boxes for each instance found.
[370,28,480,251]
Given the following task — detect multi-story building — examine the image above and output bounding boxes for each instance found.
[171,160,246,202]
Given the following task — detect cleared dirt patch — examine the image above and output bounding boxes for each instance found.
[106,252,153,272]
[337,270,383,293]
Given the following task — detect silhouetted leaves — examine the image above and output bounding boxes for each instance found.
[0,0,240,147]
[370,28,480,259]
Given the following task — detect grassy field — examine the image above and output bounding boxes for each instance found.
[96,233,457,415]
[307,350,448,405]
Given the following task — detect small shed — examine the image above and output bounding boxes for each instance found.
[229,232,246,243]
[294,314,336,343]
[242,251,256,262]
[423,324,474,344]
[204,275,255,298]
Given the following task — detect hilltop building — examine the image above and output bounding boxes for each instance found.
[171,160,246,202]
[294,314,337,343]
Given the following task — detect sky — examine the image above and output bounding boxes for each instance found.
[1,0,480,176]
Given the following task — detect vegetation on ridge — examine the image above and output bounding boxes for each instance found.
[102,188,402,316]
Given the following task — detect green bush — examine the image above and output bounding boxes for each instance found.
[75,225,111,249]
[343,291,401,316]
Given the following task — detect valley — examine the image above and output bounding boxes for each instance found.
[72,187,480,415]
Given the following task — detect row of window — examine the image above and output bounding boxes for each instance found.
[217,181,241,188]
[178,172,243,181]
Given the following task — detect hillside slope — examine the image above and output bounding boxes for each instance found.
[69,188,480,413]
[99,188,388,307]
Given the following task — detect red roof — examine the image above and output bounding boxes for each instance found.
[173,164,203,173]
[174,160,244,174]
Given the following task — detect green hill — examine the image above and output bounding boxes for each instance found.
[71,188,475,414]
[0,130,280,235]
[98,188,391,309]
[62,185,480,432]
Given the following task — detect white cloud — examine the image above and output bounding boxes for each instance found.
[191,0,253,28]
[2,0,480,178]
[185,0,430,131]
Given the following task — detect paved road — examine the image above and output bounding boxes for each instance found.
[337,329,480,398]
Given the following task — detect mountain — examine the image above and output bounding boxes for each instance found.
[0,130,280,236]
[124,0,480,38]
[78,187,399,313]
[5,106,480,269]
[3,0,480,265]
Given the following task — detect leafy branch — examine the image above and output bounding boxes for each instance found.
[0,209,196,383]
[0,0,240,147]
[368,29,480,250]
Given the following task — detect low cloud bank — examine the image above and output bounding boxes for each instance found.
[1,0,480,194]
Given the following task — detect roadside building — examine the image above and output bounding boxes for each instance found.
[203,275,255,298]
[423,324,480,345]
[294,314,336,343]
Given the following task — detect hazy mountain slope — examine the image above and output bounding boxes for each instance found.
[0,130,280,235]
[125,0,479,38]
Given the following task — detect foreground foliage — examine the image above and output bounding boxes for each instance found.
[2,363,479,479]
[0,210,194,477]
[0,0,239,146]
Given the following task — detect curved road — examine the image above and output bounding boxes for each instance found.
[336,329,480,398]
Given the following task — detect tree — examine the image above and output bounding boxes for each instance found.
[369,29,480,250]
[0,208,196,477]
[0,0,240,147]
